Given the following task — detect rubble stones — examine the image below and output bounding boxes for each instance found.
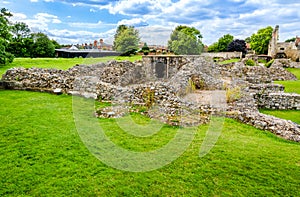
[1,56,300,142]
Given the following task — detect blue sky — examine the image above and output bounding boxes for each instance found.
[1,0,299,45]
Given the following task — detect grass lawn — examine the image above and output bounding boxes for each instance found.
[1,90,300,196]
[260,109,300,125]
[274,68,300,94]
[0,55,142,76]
[217,58,240,65]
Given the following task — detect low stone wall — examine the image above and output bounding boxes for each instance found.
[217,62,297,83]
[248,83,285,94]
[234,111,300,142]
[255,92,300,110]
[271,59,300,68]
[201,52,242,60]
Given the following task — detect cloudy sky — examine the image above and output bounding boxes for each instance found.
[1,0,299,46]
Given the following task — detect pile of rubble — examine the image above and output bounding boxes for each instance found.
[1,56,300,142]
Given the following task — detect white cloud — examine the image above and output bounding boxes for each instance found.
[117,18,148,27]
[30,0,39,2]
[6,0,299,46]
[137,25,173,45]
[45,28,115,45]
[11,12,28,21]
[69,21,103,29]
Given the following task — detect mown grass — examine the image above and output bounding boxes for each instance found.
[260,109,300,124]
[1,90,300,196]
[217,58,240,65]
[0,55,142,76]
[274,68,300,94]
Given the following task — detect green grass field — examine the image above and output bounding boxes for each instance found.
[260,109,300,125]
[0,56,142,76]
[217,58,240,65]
[274,68,300,94]
[1,90,300,196]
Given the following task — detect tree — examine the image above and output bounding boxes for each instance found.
[113,25,140,55]
[51,39,61,49]
[207,34,234,52]
[217,34,234,52]
[207,42,219,52]
[30,32,55,57]
[7,22,32,57]
[245,37,251,43]
[285,37,296,42]
[0,8,14,65]
[168,25,203,55]
[142,42,150,55]
[227,39,247,54]
[250,26,273,54]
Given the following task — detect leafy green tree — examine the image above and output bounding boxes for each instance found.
[168,25,203,55]
[245,37,251,43]
[207,42,219,52]
[207,34,234,52]
[0,8,14,65]
[217,34,234,52]
[113,25,140,55]
[51,39,61,49]
[30,32,55,57]
[7,22,32,57]
[250,26,273,54]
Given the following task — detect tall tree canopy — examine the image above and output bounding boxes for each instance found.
[208,34,234,52]
[0,8,14,65]
[168,25,203,55]
[113,25,140,55]
[250,26,273,55]
[30,32,55,58]
[7,22,32,57]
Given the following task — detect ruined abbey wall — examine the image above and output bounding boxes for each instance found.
[1,56,300,142]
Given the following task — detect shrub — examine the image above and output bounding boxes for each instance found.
[143,87,155,109]
[186,78,196,94]
[226,86,242,103]
[265,59,274,68]
[245,59,256,66]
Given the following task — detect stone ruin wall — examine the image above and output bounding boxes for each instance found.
[201,52,242,60]
[1,55,300,142]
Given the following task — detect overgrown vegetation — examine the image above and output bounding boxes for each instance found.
[225,86,242,103]
[186,78,197,94]
[1,90,300,196]
[245,59,256,66]
[143,87,155,109]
